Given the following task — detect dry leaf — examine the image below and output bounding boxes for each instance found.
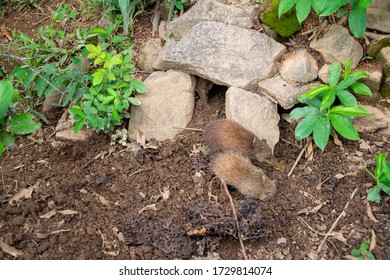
[331,231,348,244]
[298,202,326,215]
[332,132,343,147]
[359,140,372,151]
[0,240,23,257]
[103,250,119,256]
[40,210,57,219]
[139,203,158,213]
[9,187,34,205]
[58,210,79,215]
[369,230,377,252]
[334,172,357,179]
[50,140,64,150]
[365,201,379,223]
[1,22,13,41]
[136,129,146,147]
[160,186,170,201]
[93,191,110,206]
[36,232,49,239]
[113,227,125,243]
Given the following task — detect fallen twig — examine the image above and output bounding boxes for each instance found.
[288,140,311,177]
[317,187,359,253]
[129,168,153,178]
[220,178,248,260]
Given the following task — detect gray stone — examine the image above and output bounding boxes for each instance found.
[318,64,330,84]
[367,35,390,58]
[380,76,390,97]
[156,21,286,89]
[258,76,319,109]
[371,0,390,10]
[128,70,196,141]
[280,49,318,83]
[367,8,390,34]
[167,0,254,41]
[137,38,163,73]
[225,87,280,151]
[310,24,363,69]
[56,112,92,142]
[378,47,390,74]
[353,105,390,136]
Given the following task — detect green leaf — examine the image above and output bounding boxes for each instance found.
[329,105,370,116]
[296,0,311,24]
[7,113,41,135]
[335,89,357,106]
[88,27,108,36]
[23,70,36,91]
[328,61,341,87]
[344,58,351,80]
[312,0,349,16]
[0,141,3,157]
[379,183,390,196]
[92,69,106,86]
[364,251,375,260]
[107,72,116,81]
[329,113,360,140]
[278,0,296,17]
[74,117,85,134]
[351,249,361,257]
[360,240,369,251]
[320,89,336,110]
[69,106,85,117]
[131,80,147,93]
[374,153,386,179]
[0,80,16,119]
[87,116,98,128]
[350,82,372,96]
[313,117,331,151]
[359,0,373,10]
[107,88,119,98]
[295,115,318,141]
[304,84,332,99]
[111,110,120,123]
[112,36,127,44]
[102,96,115,104]
[128,97,141,106]
[297,95,322,108]
[86,44,101,55]
[35,75,49,97]
[111,54,122,66]
[349,2,367,38]
[337,71,368,89]
[367,185,381,203]
[83,102,98,115]
[290,106,320,120]
[0,131,15,148]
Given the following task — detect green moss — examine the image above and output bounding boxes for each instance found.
[260,0,300,38]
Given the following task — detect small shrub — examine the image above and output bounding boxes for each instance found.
[351,240,375,260]
[289,58,371,151]
[364,153,390,203]
[0,80,41,157]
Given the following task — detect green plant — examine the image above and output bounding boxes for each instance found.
[364,153,390,203]
[52,3,80,26]
[69,43,146,133]
[278,0,373,38]
[289,58,371,151]
[0,80,41,157]
[351,240,375,260]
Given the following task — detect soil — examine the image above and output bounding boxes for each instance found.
[0,1,389,260]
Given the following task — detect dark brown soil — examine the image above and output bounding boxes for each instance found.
[0,1,389,260]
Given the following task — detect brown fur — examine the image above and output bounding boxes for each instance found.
[203,119,277,165]
[211,152,277,201]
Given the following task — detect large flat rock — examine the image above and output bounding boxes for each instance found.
[167,0,254,41]
[156,21,286,89]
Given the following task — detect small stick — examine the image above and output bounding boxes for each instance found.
[220,178,248,260]
[173,126,204,132]
[287,140,310,177]
[317,187,359,253]
[128,168,153,178]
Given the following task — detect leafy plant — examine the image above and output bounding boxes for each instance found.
[364,153,390,203]
[52,3,80,26]
[289,58,371,151]
[351,240,375,260]
[69,43,147,133]
[278,0,373,38]
[0,80,41,157]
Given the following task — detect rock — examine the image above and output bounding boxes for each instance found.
[128,70,196,141]
[56,112,92,142]
[366,8,390,34]
[367,35,390,58]
[260,0,300,37]
[356,68,382,103]
[258,76,319,109]
[156,21,286,89]
[280,49,318,83]
[318,64,330,84]
[167,0,254,41]
[353,105,390,136]
[41,90,62,119]
[225,87,280,151]
[370,0,390,10]
[137,38,163,73]
[310,24,363,69]
[378,47,390,74]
